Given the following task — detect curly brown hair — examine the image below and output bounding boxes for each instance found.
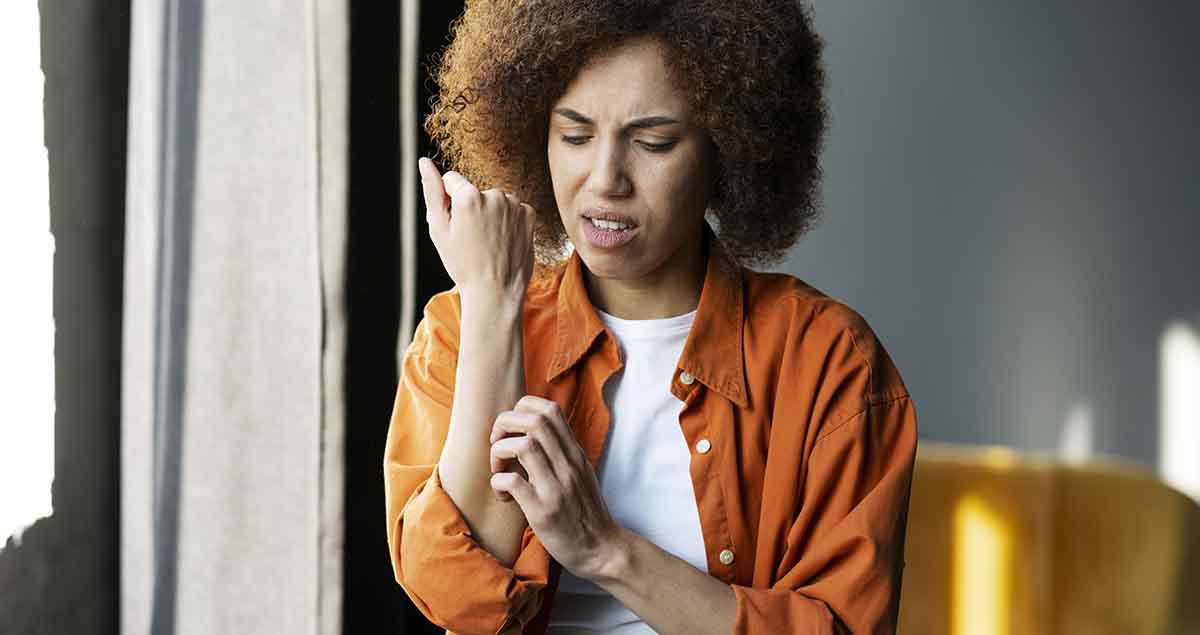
[423,0,829,269]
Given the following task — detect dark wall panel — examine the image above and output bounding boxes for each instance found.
[0,2,130,633]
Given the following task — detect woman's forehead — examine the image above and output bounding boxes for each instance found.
[554,40,691,123]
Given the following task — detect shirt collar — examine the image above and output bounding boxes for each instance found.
[546,222,749,408]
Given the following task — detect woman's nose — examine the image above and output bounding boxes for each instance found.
[586,138,632,198]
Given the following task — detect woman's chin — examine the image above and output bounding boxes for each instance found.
[577,250,639,280]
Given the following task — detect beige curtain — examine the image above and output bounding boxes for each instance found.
[121,0,349,633]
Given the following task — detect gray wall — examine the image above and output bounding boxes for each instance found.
[780,1,1199,466]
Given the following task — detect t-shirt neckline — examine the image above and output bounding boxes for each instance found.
[594,306,697,339]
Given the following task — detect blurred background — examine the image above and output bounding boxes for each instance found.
[1,1,1196,633]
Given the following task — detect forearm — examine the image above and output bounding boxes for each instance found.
[590,527,737,635]
[436,292,529,567]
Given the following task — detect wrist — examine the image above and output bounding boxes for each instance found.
[459,285,526,314]
[585,526,636,587]
[456,291,523,338]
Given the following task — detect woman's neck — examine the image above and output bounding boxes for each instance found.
[582,232,708,320]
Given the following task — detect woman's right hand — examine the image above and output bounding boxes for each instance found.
[418,156,537,303]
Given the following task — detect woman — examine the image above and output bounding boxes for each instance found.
[384,1,917,634]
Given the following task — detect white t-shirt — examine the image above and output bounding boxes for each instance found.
[545,306,709,635]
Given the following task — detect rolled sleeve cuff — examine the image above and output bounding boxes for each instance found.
[396,465,551,635]
[731,585,847,635]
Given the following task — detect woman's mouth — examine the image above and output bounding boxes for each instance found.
[581,215,637,249]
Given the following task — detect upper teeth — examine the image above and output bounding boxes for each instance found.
[592,218,630,230]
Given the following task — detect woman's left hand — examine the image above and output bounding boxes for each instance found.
[489,395,622,581]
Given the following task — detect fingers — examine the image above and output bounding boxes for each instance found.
[490,431,557,495]
[441,170,478,210]
[511,197,537,229]
[490,470,536,509]
[504,193,538,221]
[512,396,575,455]
[418,157,449,233]
[419,158,510,227]
[484,188,525,218]
[490,396,568,444]
[504,192,523,216]
[419,156,529,226]
[490,456,525,503]
[491,408,574,477]
[490,397,581,482]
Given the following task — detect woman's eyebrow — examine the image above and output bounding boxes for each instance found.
[552,107,681,130]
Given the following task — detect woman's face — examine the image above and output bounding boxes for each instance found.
[547,35,717,282]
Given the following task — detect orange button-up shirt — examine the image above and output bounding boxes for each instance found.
[385,226,918,635]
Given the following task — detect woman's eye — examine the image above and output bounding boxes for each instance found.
[558,135,676,152]
[639,141,676,152]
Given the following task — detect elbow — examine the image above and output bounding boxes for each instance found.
[391,505,550,634]
[394,548,546,634]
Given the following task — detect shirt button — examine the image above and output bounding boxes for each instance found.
[695,438,711,454]
[679,370,695,385]
[719,549,735,565]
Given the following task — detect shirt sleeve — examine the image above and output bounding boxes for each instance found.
[383,293,552,635]
[731,315,918,635]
